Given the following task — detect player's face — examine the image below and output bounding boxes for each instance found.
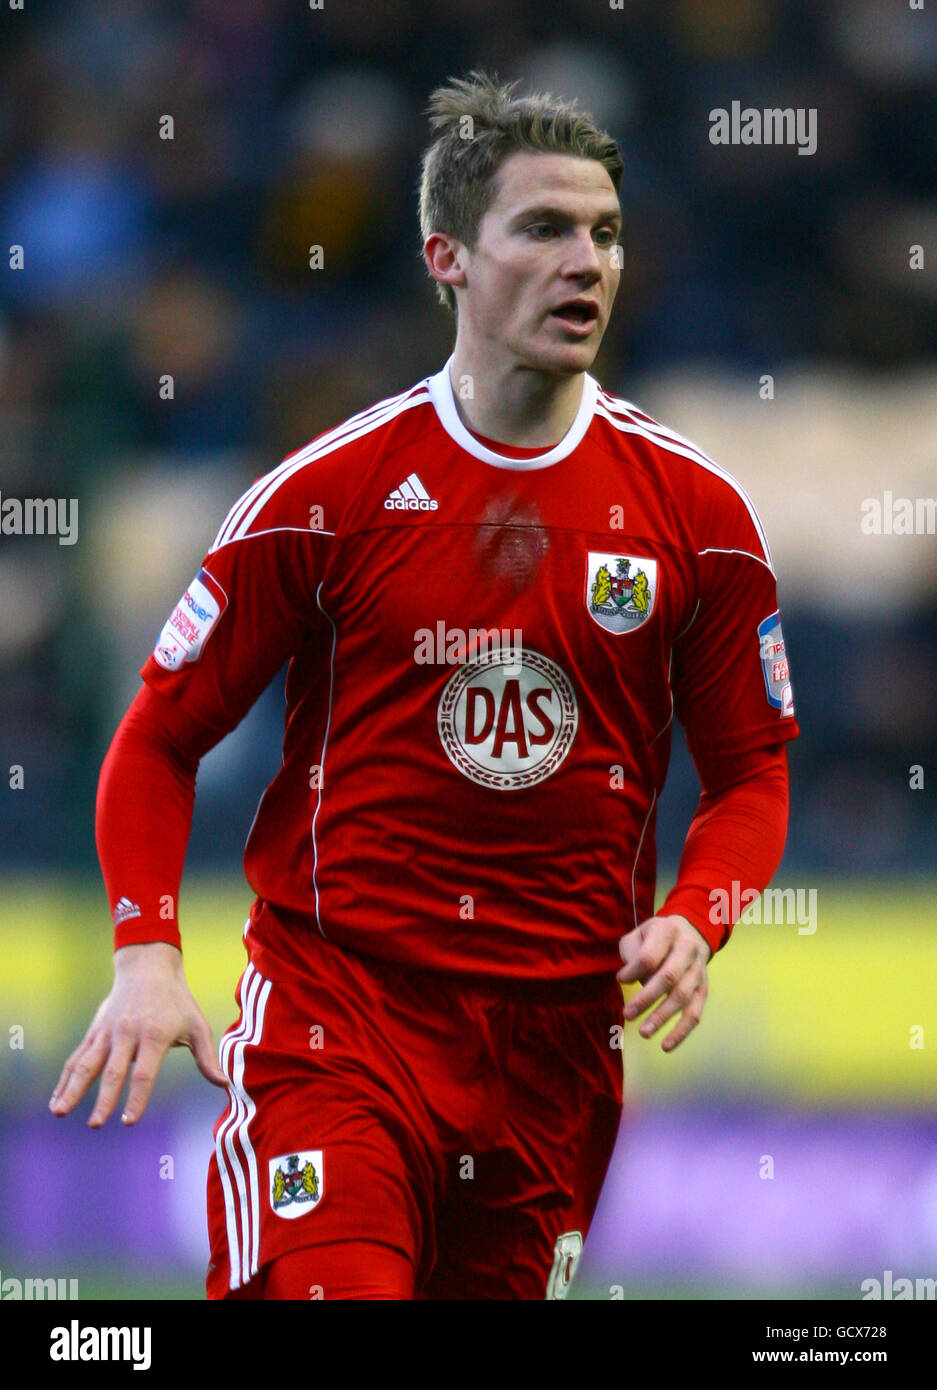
[460,152,621,376]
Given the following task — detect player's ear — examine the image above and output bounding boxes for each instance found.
[423,232,467,295]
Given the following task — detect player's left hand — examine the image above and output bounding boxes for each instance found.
[616,914,712,1052]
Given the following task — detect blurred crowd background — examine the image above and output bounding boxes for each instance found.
[1,0,936,1300]
[1,0,935,874]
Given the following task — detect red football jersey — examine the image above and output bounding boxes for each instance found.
[141,360,799,979]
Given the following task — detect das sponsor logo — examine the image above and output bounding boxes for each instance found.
[437,647,578,791]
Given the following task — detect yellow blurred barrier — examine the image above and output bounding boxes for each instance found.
[3,877,935,1103]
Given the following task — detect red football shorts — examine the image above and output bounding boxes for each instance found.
[206,900,624,1300]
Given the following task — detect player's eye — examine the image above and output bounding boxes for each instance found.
[528,223,556,239]
[594,229,616,245]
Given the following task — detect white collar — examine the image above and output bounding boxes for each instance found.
[427,355,597,471]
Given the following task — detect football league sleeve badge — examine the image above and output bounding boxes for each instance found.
[153,567,228,671]
[758,611,795,717]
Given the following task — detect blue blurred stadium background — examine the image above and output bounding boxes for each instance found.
[0,0,935,1299]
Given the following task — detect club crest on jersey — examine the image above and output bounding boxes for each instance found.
[587,553,657,634]
[153,568,227,671]
[758,611,795,717]
[437,647,578,791]
[269,1151,323,1219]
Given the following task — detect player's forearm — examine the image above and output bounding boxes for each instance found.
[659,745,789,956]
[96,685,217,951]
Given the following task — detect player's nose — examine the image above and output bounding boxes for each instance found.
[561,231,604,283]
[564,227,603,268]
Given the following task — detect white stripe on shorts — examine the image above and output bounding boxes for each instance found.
[214,963,273,1290]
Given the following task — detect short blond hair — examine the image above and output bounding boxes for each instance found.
[419,70,623,312]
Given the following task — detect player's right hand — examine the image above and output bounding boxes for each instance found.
[48,940,228,1128]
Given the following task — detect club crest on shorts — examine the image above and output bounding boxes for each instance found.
[269,1151,323,1219]
[545,1230,583,1300]
[587,553,657,633]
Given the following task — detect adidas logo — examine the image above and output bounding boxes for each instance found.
[113,896,142,926]
[384,473,438,512]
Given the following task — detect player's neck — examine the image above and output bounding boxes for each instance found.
[447,347,585,449]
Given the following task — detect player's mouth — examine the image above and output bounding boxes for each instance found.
[549,299,600,337]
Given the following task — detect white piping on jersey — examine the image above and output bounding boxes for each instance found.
[215,965,272,1291]
[216,524,337,546]
[311,581,337,941]
[696,545,775,575]
[427,355,598,469]
[594,396,775,573]
[675,597,701,641]
[630,790,657,932]
[241,763,276,884]
[635,654,680,918]
[649,651,676,752]
[210,385,431,552]
[213,383,427,548]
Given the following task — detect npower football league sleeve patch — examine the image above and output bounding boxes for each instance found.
[758,610,795,717]
[153,568,228,671]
